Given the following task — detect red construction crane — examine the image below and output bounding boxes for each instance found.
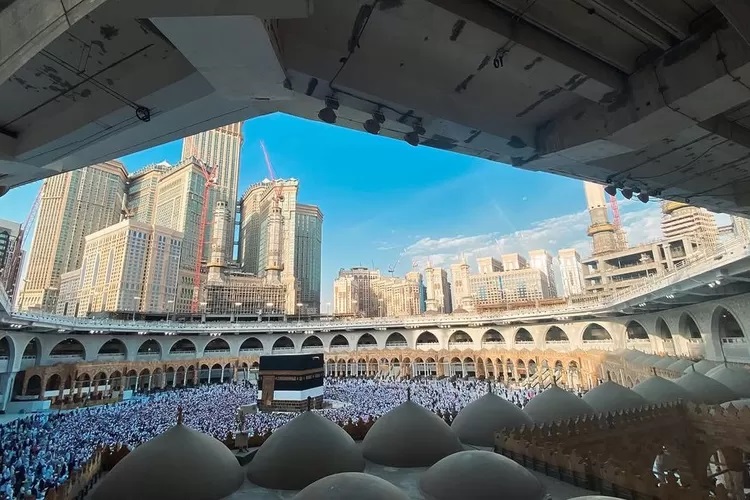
[609,193,622,229]
[3,185,42,301]
[191,158,219,313]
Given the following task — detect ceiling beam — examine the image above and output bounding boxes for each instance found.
[710,0,750,47]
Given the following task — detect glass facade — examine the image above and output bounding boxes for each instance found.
[295,207,322,314]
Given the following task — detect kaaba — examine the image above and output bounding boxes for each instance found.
[257,353,324,412]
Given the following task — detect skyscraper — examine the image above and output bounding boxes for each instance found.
[584,181,619,255]
[294,204,323,315]
[239,179,323,314]
[558,248,585,296]
[126,161,171,224]
[424,266,451,314]
[18,162,127,312]
[333,267,381,317]
[450,257,471,311]
[528,249,557,297]
[0,219,21,298]
[182,122,243,260]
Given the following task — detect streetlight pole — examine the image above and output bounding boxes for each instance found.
[132,296,141,322]
[166,300,174,322]
[296,302,303,323]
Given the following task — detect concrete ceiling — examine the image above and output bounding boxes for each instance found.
[1,0,750,216]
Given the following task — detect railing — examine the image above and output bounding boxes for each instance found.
[4,236,748,334]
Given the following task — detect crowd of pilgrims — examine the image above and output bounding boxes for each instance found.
[0,377,540,499]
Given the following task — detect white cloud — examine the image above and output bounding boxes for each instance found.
[404,204,664,273]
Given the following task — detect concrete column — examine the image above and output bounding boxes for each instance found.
[0,372,15,411]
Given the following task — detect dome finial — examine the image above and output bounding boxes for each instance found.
[552,376,558,386]
[606,370,612,381]
[692,364,696,372]
[407,386,411,401]
[487,378,492,394]
[177,405,184,425]
[307,396,312,411]
[652,367,657,376]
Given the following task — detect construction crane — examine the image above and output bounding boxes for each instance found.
[260,140,283,205]
[191,157,219,313]
[2,185,42,301]
[609,193,622,229]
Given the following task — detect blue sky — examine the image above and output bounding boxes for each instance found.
[0,113,705,304]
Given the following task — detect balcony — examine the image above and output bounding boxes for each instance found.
[272,347,295,353]
[239,348,264,354]
[97,353,126,361]
[136,352,160,360]
[330,345,350,352]
[169,352,197,359]
[203,349,231,357]
[385,342,408,349]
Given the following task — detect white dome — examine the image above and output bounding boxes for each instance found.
[420,450,547,500]
[247,411,364,490]
[362,400,462,467]
[721,398,750,409]
[90,424,244,500]
[293,472,409,500]
[523,385,595,424]
[674,370,737,404]
[582,381,648,413]
[632,376,693,404]
[686,359,719,374]
[666,359,694,373]
[451,393,532,446]
[706,365,750,398]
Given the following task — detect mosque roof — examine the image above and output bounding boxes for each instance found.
[247,411,364,490]
[582,380,648,414]
[653,356,678,369]
[705,365,750,398]
[631,375,694,404]
[674,369,737,404]
[523,385,595,424]
[721,398,750,409]
[451,392,533,446]
[362,399,463,467]
[419,450,547,500]
[686,359,719,374]
[666,359,694,373]
[293,472,409,500]
[90,422,244,500]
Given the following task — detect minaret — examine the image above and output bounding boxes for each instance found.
[265,200,284,282]
[584,181,618,255]
[206,201,228,284]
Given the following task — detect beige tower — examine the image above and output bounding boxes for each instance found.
[265,196,284,282]
[661,201,719,251]
[450,256,472,311]
[207,201,229,284]
[182,122,243,260]
[18,161,127,312]
[584,181,618,255]
[558,248,585,296]
[528,249,557,297]
[127,161,171,224]
[424,266,451,313]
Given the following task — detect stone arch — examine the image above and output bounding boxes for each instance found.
[712,306,745,339]
[301,336,323,349]
[273,336,295,351]
[545,326,568,342]
[26,375,42,396]
[110,370,122,390]
[137,339,161,356]
[240,337,263,351]
[582,323,612,342]
[357,333,377,348]
[527,359,537,375]
[93,371,107,389]
[514,328,533,343]
[448,330,473,344]
[0,335,15,364]
[678,312,702,339]
[329,334,349,349]
[481,329,504,346]
[97,339,127,357]
[49,338,86,359]
[655,318,673,339]
[385,332,407,347]
[22,338,40,364]
[203,338,230,354]
[169,339,196,354]
[625,320,649,340]
[416,331,439,346]
[45,374,61,392]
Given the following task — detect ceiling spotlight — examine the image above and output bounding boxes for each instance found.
[637,192,650,203]
[364,109,385,135]
[317,96,339,124]
[604,184,617,196]
[135,106,151,122]
[404,125,426,147]
[621,187,633,200]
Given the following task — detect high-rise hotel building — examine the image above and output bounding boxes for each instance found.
[424,266,451,314]
[181,122,243,260]
[18,161,127,312]
[239,179,323,314]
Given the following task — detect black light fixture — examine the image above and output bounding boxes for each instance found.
[364,109,385,135]
[637,192,650,203]
[404,124,426,147]
[135,106,151,122]
[604,184,617,196]
[621,187,633,200]
[317,96,339,124]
